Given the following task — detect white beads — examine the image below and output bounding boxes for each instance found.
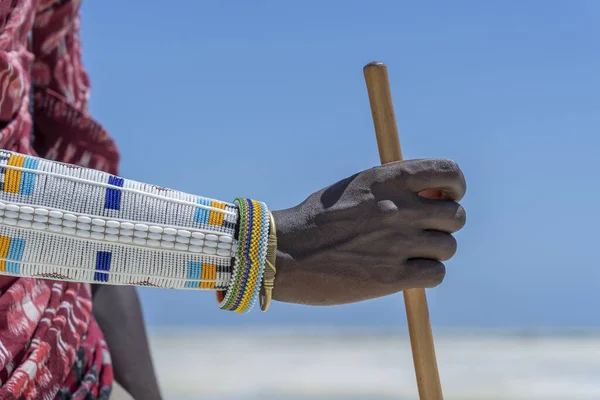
[17,220,32,228]
[120,222,134,230]
[32,222,46,230]
[203,247,217,255]
[219,236,233,243]
[135,223,149,232]
[217,249,231,257]
[63,213,77,221]
[0,200,235,256]
[34,208,49,216]
[49,210,63,219]
[78,216,92,224]
[149,226,163,233]
[105,227,119,235]
[205,234,219,242]
[163,228,177,236]
[76,230,90,238]
[119,236,133,244]
[177,229,191,238]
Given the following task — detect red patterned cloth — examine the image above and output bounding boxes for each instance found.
[0,0,117,398]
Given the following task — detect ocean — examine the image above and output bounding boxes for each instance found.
[147,328,600,399]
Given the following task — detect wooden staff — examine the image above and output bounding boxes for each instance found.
[363,61,443,400]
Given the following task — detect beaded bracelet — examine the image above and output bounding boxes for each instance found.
[0,150,239,289]
[216,198,270,313]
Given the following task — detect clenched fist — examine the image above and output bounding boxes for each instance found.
[272,159,466,305]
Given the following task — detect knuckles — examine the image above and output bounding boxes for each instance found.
[366,158,466,193]
[432,158,461,176]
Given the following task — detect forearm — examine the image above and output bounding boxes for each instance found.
[92,285,161,399]
[0,149,238,290]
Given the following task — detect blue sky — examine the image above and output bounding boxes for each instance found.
[79,1,599,329]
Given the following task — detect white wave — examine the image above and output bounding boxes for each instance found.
[147,328,600,400]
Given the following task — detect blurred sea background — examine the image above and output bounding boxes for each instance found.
[80,1,600,398]
[147,328,600,400]
[146,315,600,400]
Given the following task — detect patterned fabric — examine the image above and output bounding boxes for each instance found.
[0,0,118,398]
[0,149,238,290]
[31,0,120,173]
[0,279,112,399]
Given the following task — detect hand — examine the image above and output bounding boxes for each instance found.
[271,158,466,306]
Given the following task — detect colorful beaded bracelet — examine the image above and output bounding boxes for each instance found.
[216,198,270,313]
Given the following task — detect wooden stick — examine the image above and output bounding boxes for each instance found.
[363,61,443,400]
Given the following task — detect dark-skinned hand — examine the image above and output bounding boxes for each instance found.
[272,158,466,306]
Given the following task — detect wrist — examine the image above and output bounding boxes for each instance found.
[270,208,303,303]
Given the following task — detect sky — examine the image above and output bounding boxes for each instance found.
[78,1,600,329]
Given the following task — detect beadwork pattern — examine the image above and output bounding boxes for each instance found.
[0,150,239,289]
[217,198,270,313]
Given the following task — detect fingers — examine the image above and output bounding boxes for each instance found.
[408,230,458,261]
[413,197,467,233]
[404,258,446,288]
[379,159,466,201]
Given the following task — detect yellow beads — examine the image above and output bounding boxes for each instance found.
[217,198,270,313]
[208,201,226,227]
[0,236,9,272]
[200,263,216,289]
[4,154,24,194]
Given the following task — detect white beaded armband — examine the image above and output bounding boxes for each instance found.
[0,150,238,290]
